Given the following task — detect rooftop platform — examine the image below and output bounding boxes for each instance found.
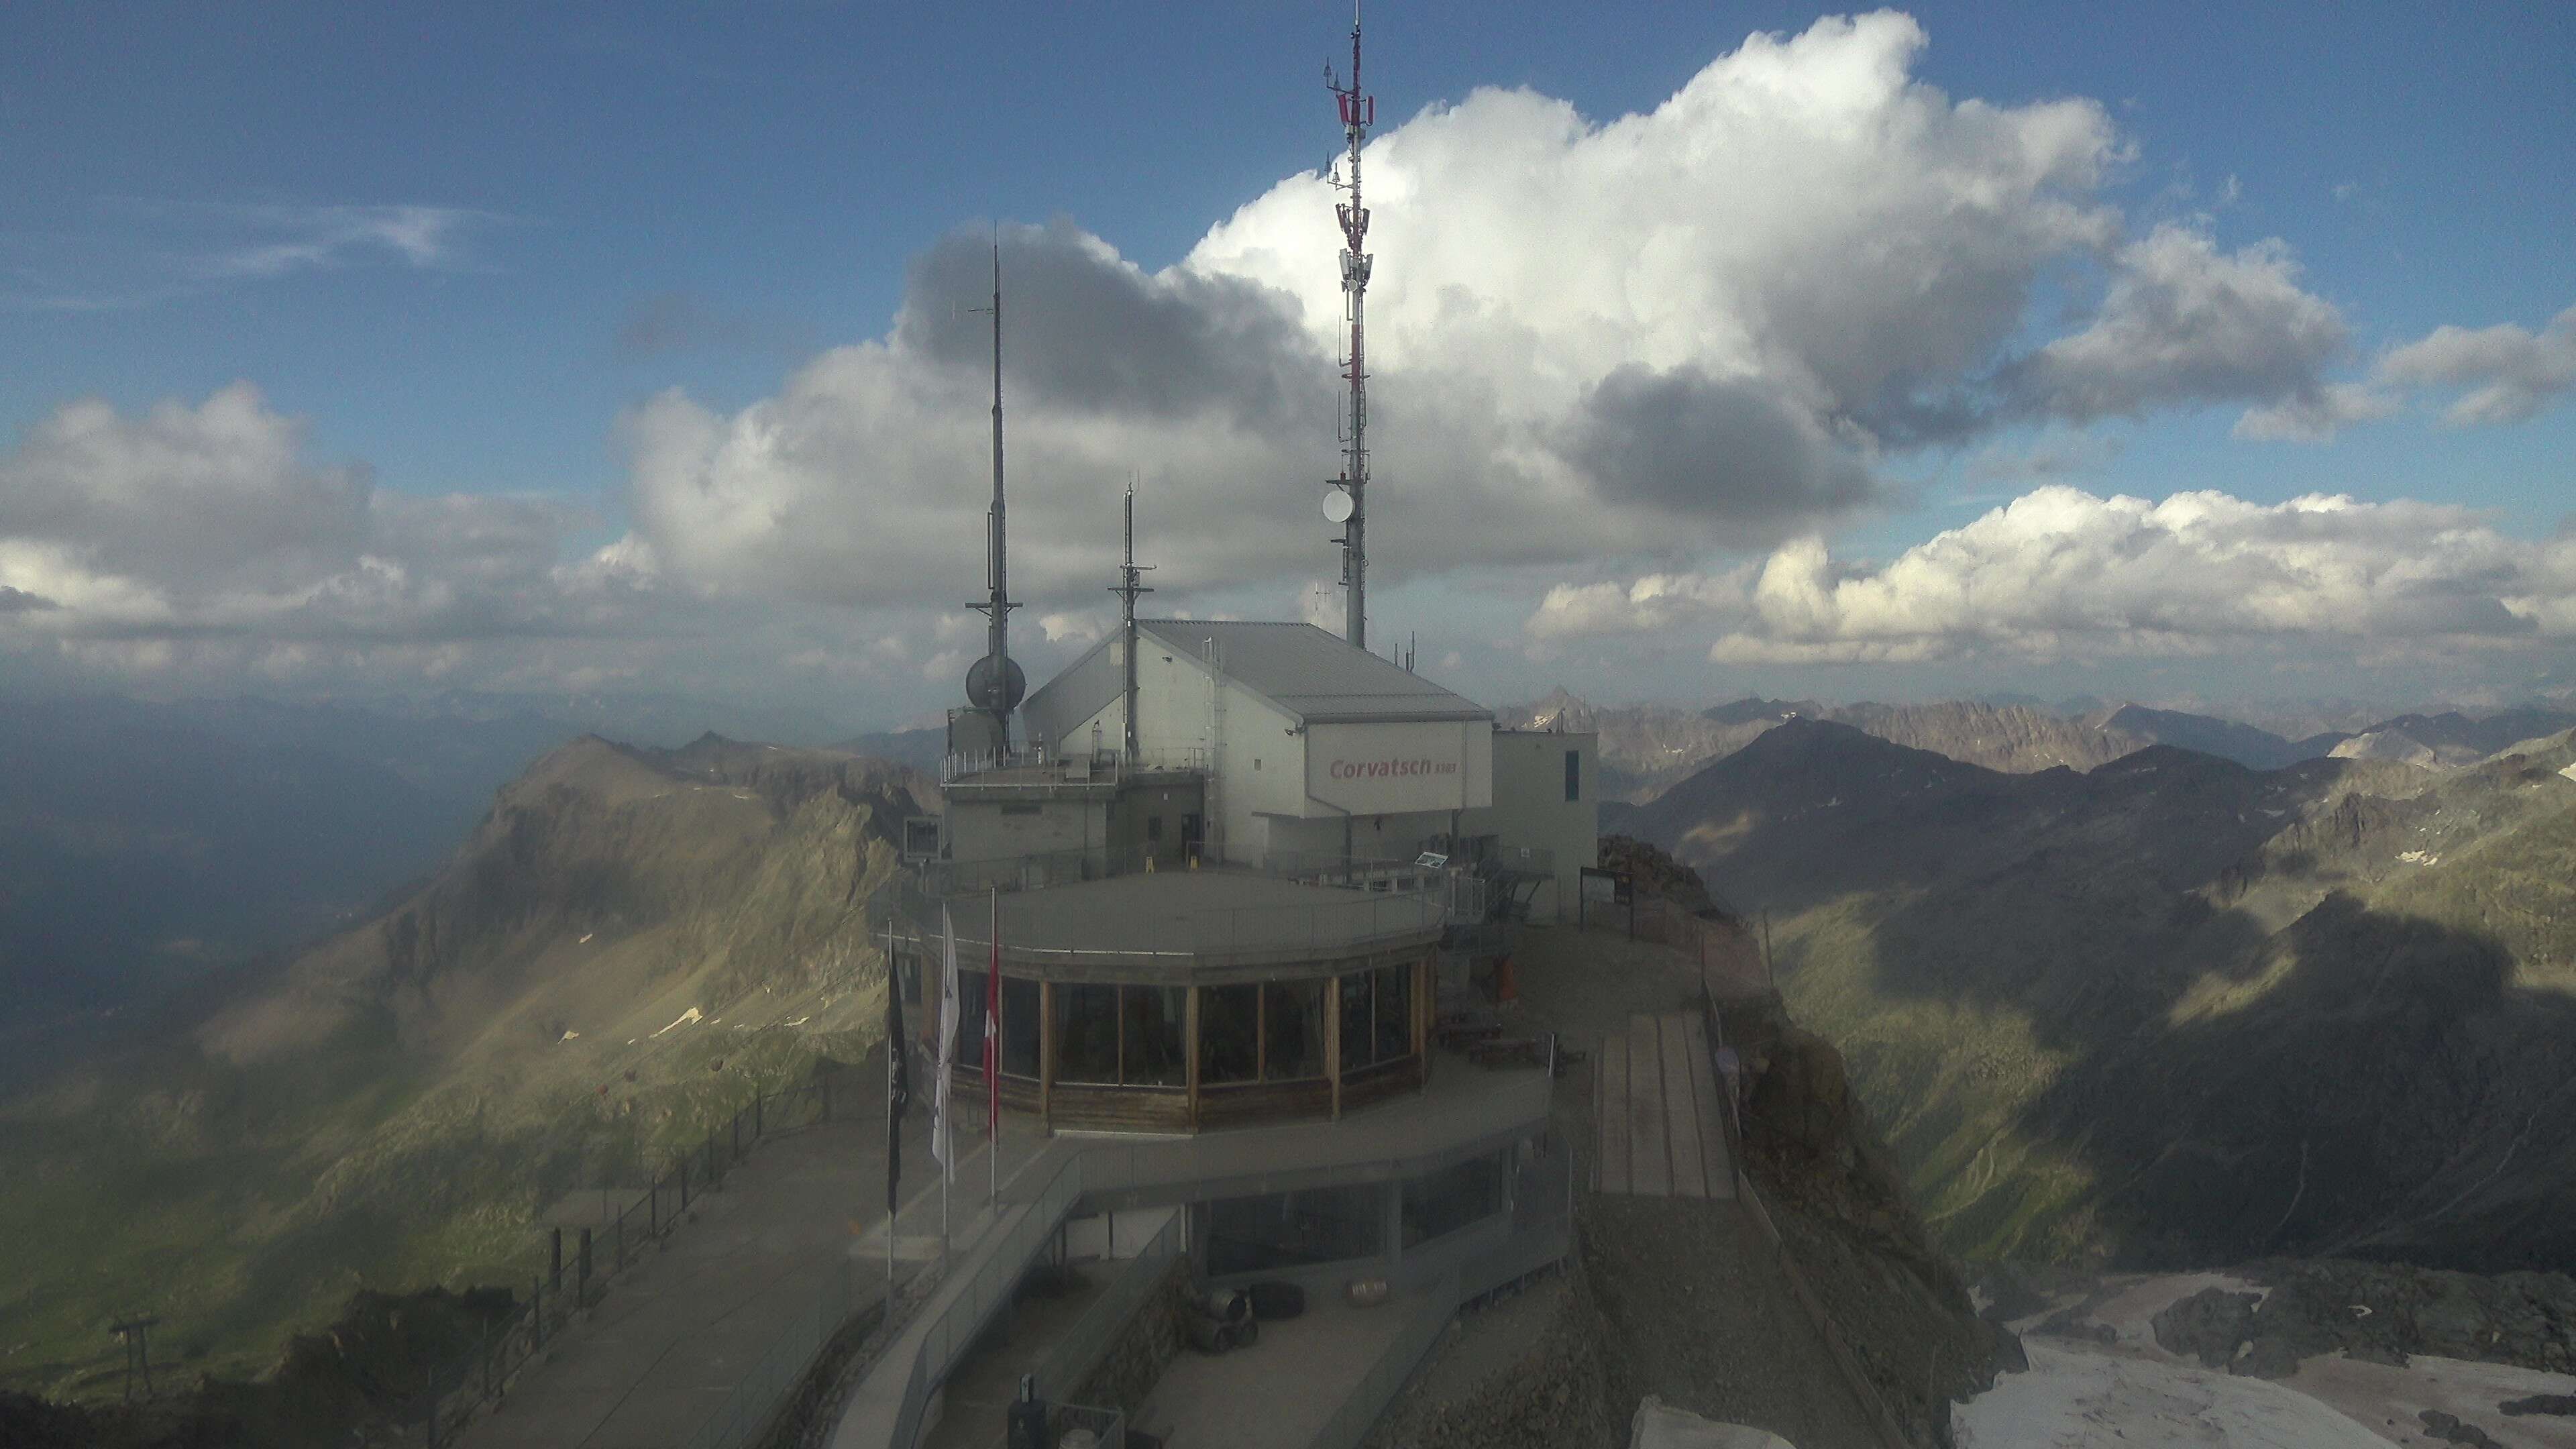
[910,867,1446,979]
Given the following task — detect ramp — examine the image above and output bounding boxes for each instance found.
[1593,1014,1734,1199]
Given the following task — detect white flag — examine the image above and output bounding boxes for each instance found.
[931,904,959,1174]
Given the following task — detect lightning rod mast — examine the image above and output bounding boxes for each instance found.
[1110,477,1155,762]
[1325,1,1375,650]
[965,240,1025,748]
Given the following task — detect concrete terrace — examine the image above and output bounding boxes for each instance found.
[451,1085,1036,1449]
[830,1061,1558,1449]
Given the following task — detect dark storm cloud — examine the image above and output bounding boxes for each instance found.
[894,221,1328,434]
[1561,364,1883,535]
[0,586,55,612]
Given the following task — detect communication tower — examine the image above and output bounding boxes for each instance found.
[1109,478,1155,762]
[1323,1,1376,649]
[965,241,1025,745]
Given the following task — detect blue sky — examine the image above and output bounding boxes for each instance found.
[4,3,2573,727]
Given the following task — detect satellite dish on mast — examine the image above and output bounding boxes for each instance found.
[1322,487,1355,523]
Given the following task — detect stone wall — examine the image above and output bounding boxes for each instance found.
[1065,1260,1189,1420]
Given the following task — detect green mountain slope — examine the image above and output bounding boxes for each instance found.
[0,735,923,1400]
[1633,720,2576,1273]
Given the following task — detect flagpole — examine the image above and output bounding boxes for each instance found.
[938,907,956,1257]
[883,926,901,1320]
[989,885,1002,1204]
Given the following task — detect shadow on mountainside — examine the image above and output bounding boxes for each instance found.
[1646,718,2576,1275]
[1917,890,2576,1273]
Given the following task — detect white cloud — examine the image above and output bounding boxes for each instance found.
[195,203,488,280]
[1526,486,2576,664]
[2378,305,2576,426]
[2232,382,2397,442]
[2010,225,2348,424]
[0,384,602,648]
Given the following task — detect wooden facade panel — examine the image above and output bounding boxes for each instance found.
[1340,1056,1423,1113]
[1196,1078,1334,1129]
[1048,1083,1192,1134]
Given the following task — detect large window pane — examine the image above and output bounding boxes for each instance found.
[1056,983,1119,1084]
[1122,985,1187,1086]
[1263,980,1326,1081]
[1339,972,1374,1073]
[1202,985,1258,1085]
[1001,977,1040,1077]
[1207,1183,1387,1276]
[1373,963,1411,1063]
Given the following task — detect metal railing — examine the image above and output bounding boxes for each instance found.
[942,746,1210,786]
[890,857,1458,967]
[882,1157,1091,1449]
[409,1077,839,1447]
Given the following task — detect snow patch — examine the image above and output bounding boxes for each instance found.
[578,932,594,944]
[1955,1340,2384,1448]
[2398,850,2440,865]
[651,1007,703,1038]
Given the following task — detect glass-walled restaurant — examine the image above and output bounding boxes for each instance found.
[901,953,1432,1132]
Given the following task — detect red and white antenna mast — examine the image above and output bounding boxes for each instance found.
[1323,0,1375,649]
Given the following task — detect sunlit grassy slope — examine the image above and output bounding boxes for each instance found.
[0,735,923,1401]
[1639,720,2576,1273]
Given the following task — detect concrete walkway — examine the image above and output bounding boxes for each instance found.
[1135,1293,1423,1449]
[456,1075,1041,1449]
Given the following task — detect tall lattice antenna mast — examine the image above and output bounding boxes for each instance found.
[1324,0,1375,649]
[965,239,1025,745]
[1110,476,1155,762]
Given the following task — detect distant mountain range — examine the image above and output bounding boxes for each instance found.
[1504,688,2575,803]
[1629,717,2576,1275]
[0,692,934,1044]
[0,733,920,1400]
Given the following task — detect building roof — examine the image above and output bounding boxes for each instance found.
[1020,619,1491,746]
[1136,619,1491,726]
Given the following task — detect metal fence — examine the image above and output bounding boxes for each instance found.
[880,1156,1090,1449]
[888,864,1453,967]
[407,1077,839,1448]
[942,746,1210,786]
[1595,890,1774,1002]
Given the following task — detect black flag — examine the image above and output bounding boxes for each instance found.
[886,957,910,1218]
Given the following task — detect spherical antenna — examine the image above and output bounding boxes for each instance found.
[965,653,1026,712]
[1322,487,1355,523]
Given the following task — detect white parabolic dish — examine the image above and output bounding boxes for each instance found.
[1322,488,1355,523]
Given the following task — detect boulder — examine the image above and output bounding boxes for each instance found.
[2151,1287,2261,1368]
[2418,1409,2504,1448]
[2232,1335,2303,1380]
